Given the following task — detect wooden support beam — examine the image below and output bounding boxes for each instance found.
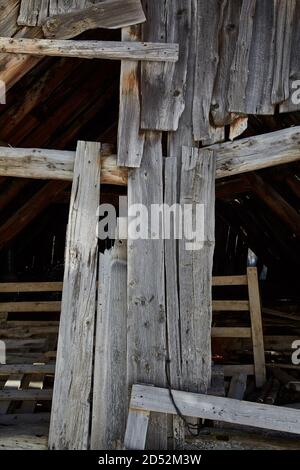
[42,0,146,39]
[0,146,126,186]
[0,390,52,401]
[0,302,61,313]
[213,126,300,178]
[246,173,300,236]
[0,37,179,62]
[212,300,250,311]
[0,282,63,293]
[0,365,55,376]
[49,141,101,450]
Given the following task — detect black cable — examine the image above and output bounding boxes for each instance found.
[165,358,200,437]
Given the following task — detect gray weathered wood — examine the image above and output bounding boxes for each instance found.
[49,141,101,450]
[130,384,300,435]
[140,0,191,131]
[280,3,300,112]
[213,126,300,179]
[192,0,225,141]
[18,0,91,26]
[228,374,248,400]
[179,147,215,393]
[124,409,150,450]
[127,132,167,450]
[0,37,179,62]
[0,365,55,375]
[43,0,146,39]
[0,145,126,185]
[117,26,145,167]
[91,241,128,450]
[211,0,242,126]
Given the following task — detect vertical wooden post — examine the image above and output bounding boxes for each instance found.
[49,141,101,450]
[247,267,266,388]
[91,241,128,450]
[127,132,168,449]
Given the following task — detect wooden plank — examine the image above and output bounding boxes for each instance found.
[212,275,248,286]
[211,0,242,126]
[213,126,300,179]
[0,365,55,375]
[179,147,215,393]
[43,0,146,39]
[192,0,225,141]
[117,25,145,167]
[228,0,275,115]
[212,300,249,311]
[228,373,247,400]
[18,0,46,26]
[280,4,300,112]
[140,0,191,131]
[130,384,300,435]
[124,409,150,450]
[212,327,252,338]
[0,282,63,293]
[0,302,61,313]
[0,145,126,185]
[49,141,101,450]
[127,132,167,450]
[0,389,52,401]
[247,267,266,388]
[0,37,179,62]
[91,241,127,450]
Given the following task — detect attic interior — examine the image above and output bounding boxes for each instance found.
[0,0,300,452]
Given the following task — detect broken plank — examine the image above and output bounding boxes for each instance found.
[91,241,128,450]
[0,37,179,62]
[49,141,101,450]
[43,0,146,39]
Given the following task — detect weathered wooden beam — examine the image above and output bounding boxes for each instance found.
[0,146,126,186]
[0,37,179,62]
[129,384,300,435]
[49,141,101,450]
[213,126,300,179]
[0,302,61,313]
[0,282,63,293]
[0,365,55,376]
[42,0,146,39]
[0,390,52,401]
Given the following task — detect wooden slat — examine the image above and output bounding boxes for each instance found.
[0,37,179,62]
[0,302,61,313]
[42,0,146,39]
[130,384,300,435]
[222,364,255,377]
[117,25,145,167]
[0,282,63,293]
[49,141,101,450]
[0,390,52,401]
[91,241,128,450]
[212,301,249,311]
[212,275,248,286]
[0,365,55,375]
[247,267,266,388]
[124,409,150,451]
[127,132,167,449]
[140,0,191,131]
[179,147,215,393]
[192,0,225,141]
[212,327,252,338]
